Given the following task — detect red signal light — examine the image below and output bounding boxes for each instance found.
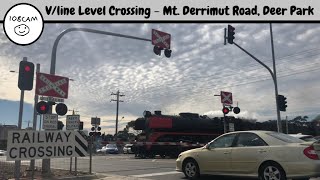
[222,107,229,114]
[24,65,31,72]
[36,101,49,114]
[40,105,46,111]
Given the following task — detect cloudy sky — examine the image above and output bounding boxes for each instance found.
[1,23,320,134]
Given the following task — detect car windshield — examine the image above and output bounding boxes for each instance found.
[267,132,305,143]
[106,144,117,148]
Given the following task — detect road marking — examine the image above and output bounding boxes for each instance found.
[131,171,181,177]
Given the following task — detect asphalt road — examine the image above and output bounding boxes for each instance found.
[1,154,320,180]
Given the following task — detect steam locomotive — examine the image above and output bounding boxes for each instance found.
[132,111,225,158]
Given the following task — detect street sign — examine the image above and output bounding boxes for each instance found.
[66,115,80,130]
[151,29,171,49]
[35,72,69,99]
[221,91,233,105]
[91,117,100,126]
[42,114,58,130]
[40,96,64,103]
[6,130,88,160]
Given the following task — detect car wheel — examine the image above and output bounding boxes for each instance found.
[183,159,200,180]
[259,162,286,180]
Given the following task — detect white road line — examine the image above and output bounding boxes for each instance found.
[131,171,181,177]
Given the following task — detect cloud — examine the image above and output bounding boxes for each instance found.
[1,23,320,129]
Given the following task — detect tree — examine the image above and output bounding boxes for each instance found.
[126,120,142,135]
[105,134,114,141]
[312,114,320,122]
[290,116,309,126]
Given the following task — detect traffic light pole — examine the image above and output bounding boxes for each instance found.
[50,28,151,74]
[233,41,282,133]
[46,28,152,174]
[14,57,27,180]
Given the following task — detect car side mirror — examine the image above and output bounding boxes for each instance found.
[205,144,213,150]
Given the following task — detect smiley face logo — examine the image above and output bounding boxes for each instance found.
[3,3,43,46]
[14,24,30,36]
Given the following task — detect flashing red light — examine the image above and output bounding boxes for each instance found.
[222,107,229,114]
[24,66,31,72]
[40,105,46,111]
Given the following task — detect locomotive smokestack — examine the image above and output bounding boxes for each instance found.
[154,111,162,115]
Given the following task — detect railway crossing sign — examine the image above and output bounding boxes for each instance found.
[35,73,69,99]
[221,91,233,105]
[6,130,88,160]
[151,29,171,49]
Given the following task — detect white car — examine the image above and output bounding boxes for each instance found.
[123,144,134,154]
[0,150,6,156]
[289,134,317,142]
[176,130,320,180]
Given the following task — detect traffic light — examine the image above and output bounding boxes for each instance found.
[56,103,68,116]
[277,95,287,111]
[227,25,235,44]
[233,107,240,114]
[222,107,229,114]
[18,61,34,90]
[79,121,83,130]
[36,101,49,114]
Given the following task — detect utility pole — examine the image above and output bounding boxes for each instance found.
[111,90,125,137]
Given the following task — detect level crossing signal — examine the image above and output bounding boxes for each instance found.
[18,61,35,91]
[222,107,230,114]
[36,101,68,115]
[89,132,101,136]
[227,25,235,44]
[277,95,287,111]
[233,107,240,114]
[56,103,68,116]
[36,101,49,114]
[90,126,102,136]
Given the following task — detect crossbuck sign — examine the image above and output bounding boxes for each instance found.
[151,29,171,49]
[221,91,233,105]
[35,73,69,99]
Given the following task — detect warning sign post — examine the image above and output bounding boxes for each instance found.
[6,130,88,161]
